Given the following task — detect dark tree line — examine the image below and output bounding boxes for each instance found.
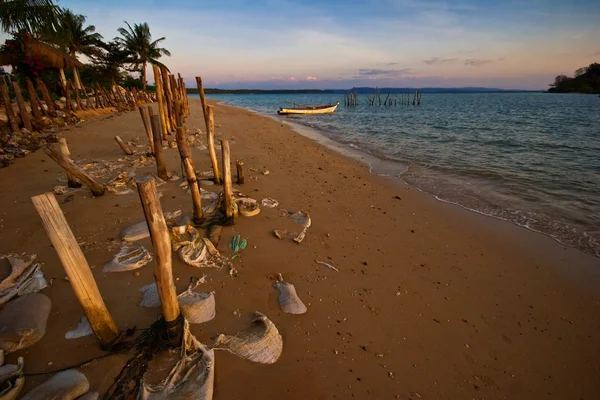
[548,63,600,94]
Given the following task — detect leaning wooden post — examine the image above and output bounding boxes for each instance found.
[161,67,175,132]
[236,160,245,184]
[114,136,134,155]
[31,193,120,349]
[152,64,169,138]
[221,140,234,220]
[44,147,105,196]
[12,81,33,132]
[58,138,82,188]
[0,78,20,134]
[25,78,42,121]
[173,100,182,127]
[206,105,221,184]
[36,78,56,115]
[195,76,209,132]
[136,177,181,324]
[138,105,154,154]
[176,126,203,224]
[150,115,168,180]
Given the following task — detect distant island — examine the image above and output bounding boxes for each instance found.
[548,62,600,94]
[186,87,541,95]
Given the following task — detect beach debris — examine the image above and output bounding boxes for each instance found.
[0,352,25,400]
[53,185,68,195]
[274,273,307,315]
[207,224,223,247]
[229,234,247,253]
[140,321,214,400]
[77,392,99,400]
[261,170,270,175]
[261,198,279,208]
[228,266,238,278]
[0,254,48,307]
[234,197,260,217]
[21,369,89,400]
[316,260,339,272]
[273,230,287,239]
[106,171,136,195]
[121,210,182,242]
[172,226,222,268]
[103,243,152,273]
[292,211,311,244]
[177,277,216,324]
[65,316,93,340]
[213,312,282,364]
[139,283,162,308]
[0,293,51,353]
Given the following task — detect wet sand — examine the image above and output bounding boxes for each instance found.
[1,98,599,399]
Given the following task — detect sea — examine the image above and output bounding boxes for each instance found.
[193,92,600,257]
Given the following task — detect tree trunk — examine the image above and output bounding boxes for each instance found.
[142,62,147,92]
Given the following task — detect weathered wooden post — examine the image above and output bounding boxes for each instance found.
[44,147,105,196]
[221,139,234,220]
[150,115,168,180]
[36,78,56,116]
[58,138,82,188]
[152,64,169,138]
[160,67,175,131]
[0,78,20,133]
[25,78,42,121]
[12,81,33,131]
[136,177,181,325]
[195,76,209,132]
[114,136,134,155]
[206,105,221,184]
[236,160,245,184]
[138,105,154,154]
[176,127,203,224]
[31,193,120,349]
[173,100,182,127]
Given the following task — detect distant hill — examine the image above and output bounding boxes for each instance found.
[186,87,541,95]
[548,63,600,94]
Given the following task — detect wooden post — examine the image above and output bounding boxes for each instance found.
[236,160,245,184]
[195,76,209,133]
[25,78,42,121]
[173,100,182,127]
[36,78,56,115]
[138,105,154,153]
[135,177,180,323]
[206,105,221,184]
[221,140,234,220]
[12,81,33,131]
[0,78,19,133]
[152,64,169,138]
[161,67,175,132]
[176,127,203,224]
[31,193,120,349]
[44,147,105,196]
[58,138,82,188]
[114,136,134,155]
[150,115,168,180]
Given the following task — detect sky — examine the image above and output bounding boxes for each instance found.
[5,0,600,89]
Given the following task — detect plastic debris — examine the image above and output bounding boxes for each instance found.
[261,198,279,208]
[234,198,260,217]
[214,312,282,364]
[229,234,247,253]
[0,293,51,353]
[0,254,48,307]
[177,277,216,324]
[65,316,93,340]
[172,226,222,268]
[121,211,182,242]
[316,260,339,272]
[103,243,152,273]
[274,274,307,314]
[21,369,89,400]
[0,351,24,400]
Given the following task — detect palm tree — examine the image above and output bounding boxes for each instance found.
[0,0,61,33]
[115,21,170,91]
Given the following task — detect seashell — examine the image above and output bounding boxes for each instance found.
[65,316,93,339]
[21,369,89,400]
[234,198,260,217]
[0,355,24,400]
[0,293,51,353]
[274,274,307,314]
[214,312,282,364]
[261,198,279,208]
[140,322,214,399]
[103,243,152,272]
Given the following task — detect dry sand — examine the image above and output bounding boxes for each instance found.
[1,98,599,399]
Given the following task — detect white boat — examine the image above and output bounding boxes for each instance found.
[277,102,339,115]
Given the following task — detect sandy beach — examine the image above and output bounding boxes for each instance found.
[1,98,599,399]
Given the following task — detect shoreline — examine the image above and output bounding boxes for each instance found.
[1,98,599,398]
[210,97,600,260]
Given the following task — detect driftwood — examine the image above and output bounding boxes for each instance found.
[58,138,82,188]
[44,147,105,196]
[114,136,134,155]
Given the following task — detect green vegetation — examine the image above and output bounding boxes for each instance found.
[548,63,600,94]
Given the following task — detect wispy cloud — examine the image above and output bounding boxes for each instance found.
[424,57,457,65]
[306,76,317,80]
[464,59,493,66]
[355,68,413,78]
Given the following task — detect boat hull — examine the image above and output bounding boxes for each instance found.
[277,103,339,115]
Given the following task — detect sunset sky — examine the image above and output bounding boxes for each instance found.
[7,0,600,89]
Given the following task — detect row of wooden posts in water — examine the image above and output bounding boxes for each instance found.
[344,87,423,106]
[0,74,155,135]
[32,73,245,349]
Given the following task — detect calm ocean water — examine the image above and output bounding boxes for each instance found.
[195,92,600,257]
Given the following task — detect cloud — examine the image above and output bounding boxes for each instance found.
[464,59,493,66]
[594,51,600,56]
[424,57,457,65]
[386,62,399,65]
[306,76,317,80]
[289,76,296,80]
[355,68,413,78]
